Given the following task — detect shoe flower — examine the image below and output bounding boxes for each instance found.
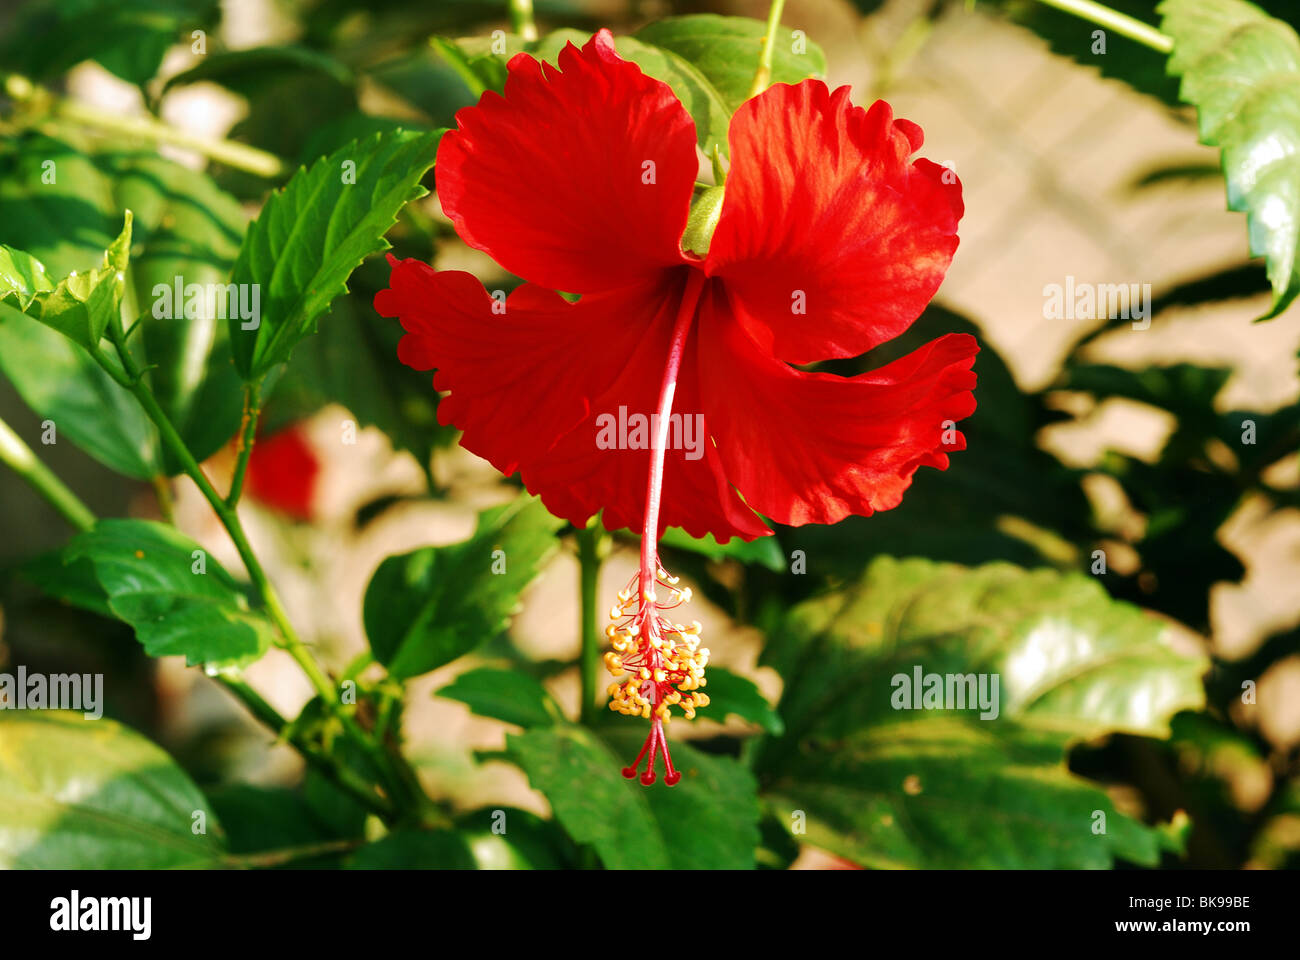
[376,28,977,784]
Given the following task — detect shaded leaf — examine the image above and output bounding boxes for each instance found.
[363,496,562,680]
[0,712,225,868]
[697,666,783,735]
[345,829,475,869]
[757,556,1207,868]
[507,724,760,869]
[438,666,564,728]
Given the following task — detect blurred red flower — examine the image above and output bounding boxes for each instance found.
[244,424,319,521]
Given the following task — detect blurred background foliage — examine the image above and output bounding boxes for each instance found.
[0,0,1297,870]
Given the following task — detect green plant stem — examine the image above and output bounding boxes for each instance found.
[226,381,261,508]
[748,0,789,100]
[509,0,539,41]
[225,837,363,868]
[1027,0,1173,53]
[2,73,286,178]
[576,523,606,725]
[220,676,395,819]
[103,323,445,825]
[0,428,396,818]
[0,415,96,532]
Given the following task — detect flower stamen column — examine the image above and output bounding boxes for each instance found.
[604,271,710,785]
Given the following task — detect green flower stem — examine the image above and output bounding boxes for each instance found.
[577,522,608,725]
[98,322,438,821]
[747,0,789,100]
[225,381,261,508]
[1027,0,1173,54]
[0,415,96,532]
[2,73,286,179]
[509,0,539,42]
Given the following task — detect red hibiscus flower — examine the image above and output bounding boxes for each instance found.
[375,29,977,785]
[244,424,320,521]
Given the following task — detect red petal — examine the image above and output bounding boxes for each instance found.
[436,29,698,294]
[706,83,963,364]
[520,275,772,542]
[377,257,657,476]
[699,285,978,526]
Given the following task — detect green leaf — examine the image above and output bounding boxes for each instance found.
[430,34,525,95]
[345,829,475,869]
[434,29,734,157]
[0,311,159,478]
[757,556,1207,868]
[0,0,218,86]
[268,291,456,472]
[438,667,564,728]
[205,782,363,858]
[163,44,355,93]
[0,135,251,470]
[507,725,761,869]
[229,128,441,379]
[363,496,563,680]
[698,667,783,735]
[635,14,828,112]
[0,245,53,310]
[658,526,784,571]
[458,806,580,869]
[763,721,1183,869]
[3,213,132,352]
[64,519,274,671]
[0,712,225,868]
[1160,0,1300,318]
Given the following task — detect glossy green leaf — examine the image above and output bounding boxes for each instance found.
[0,712,225,868]
[697,666,783,735]
[1,214,132,352]
[635,14,827,112]
[1160,0,1300,317]
[363,496,563,680]
[757,556,1207,868]
[438,667,564,728]
[229,128,441,379]
[0,244,53,309]
[64,519,274,671]
[507,725,760,869]
[345,829,475,869]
